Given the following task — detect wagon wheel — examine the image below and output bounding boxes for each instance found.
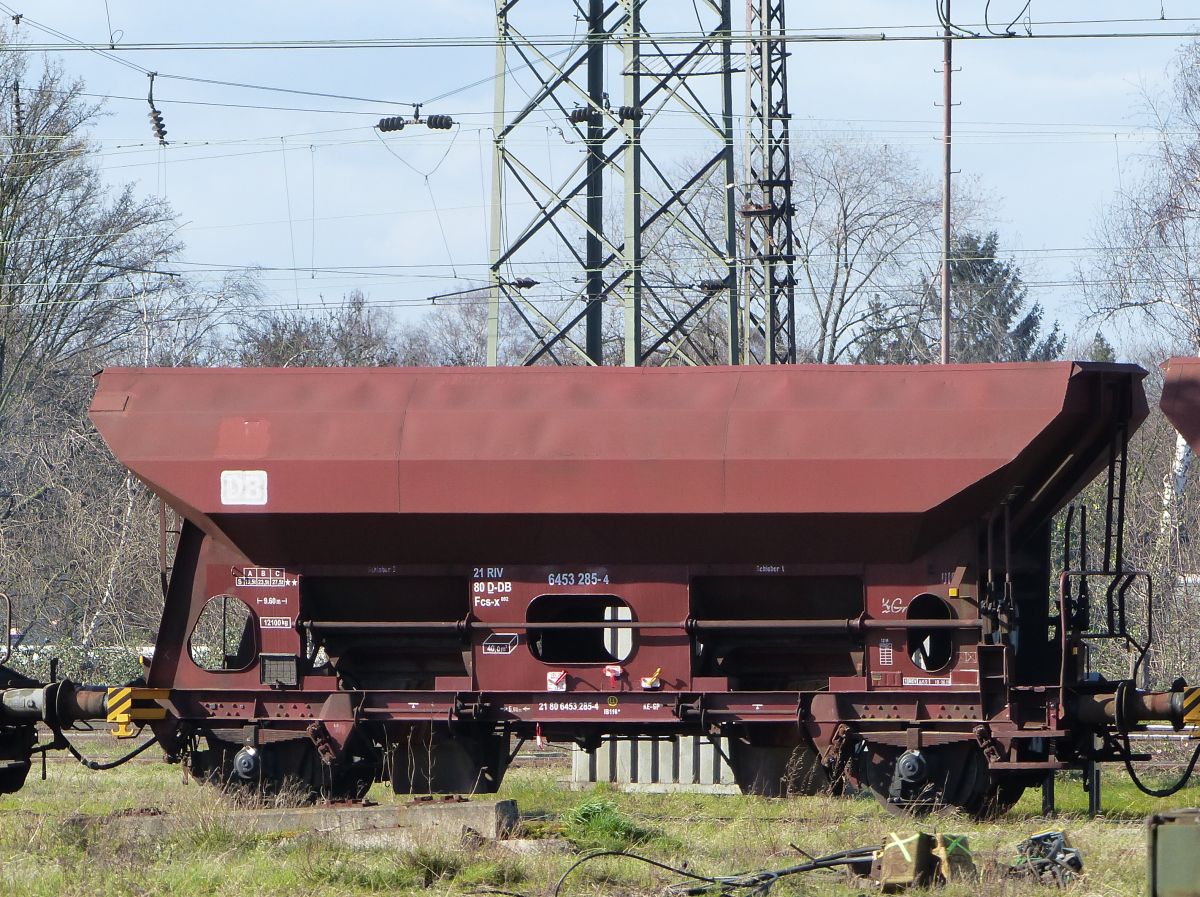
[196,737,318,803]
[196,734,379,804]
[328,754,377,802]
[976,779,1027,818]
[856,742,990,817]
[728,740,829,797]
[389,727,509,795]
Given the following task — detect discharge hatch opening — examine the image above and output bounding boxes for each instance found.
[526,595,634,664]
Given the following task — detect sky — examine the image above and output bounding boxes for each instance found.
[17,1,1200,359]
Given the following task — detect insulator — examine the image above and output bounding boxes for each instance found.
[378,116,407,133]
[426,114,455,130]
[510,277,538,290]
[568,107,600,125]
[148,107,167,145]
[618,105,643,123]
[697,279,727,293]
[11,83,22,136]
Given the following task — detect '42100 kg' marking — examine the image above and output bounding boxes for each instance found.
[547,571,610,586]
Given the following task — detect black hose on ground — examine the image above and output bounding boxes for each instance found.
[548,846,878,897]
[476,846,877,897]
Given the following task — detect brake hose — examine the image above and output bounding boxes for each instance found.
[57,730,160,771]
[1113,680,1200,797]
[1117,731,1200,798]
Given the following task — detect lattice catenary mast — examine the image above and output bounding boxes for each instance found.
[740,0,797,364]
[487,0,741,367]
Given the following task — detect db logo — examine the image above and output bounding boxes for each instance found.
[221,470,268,506]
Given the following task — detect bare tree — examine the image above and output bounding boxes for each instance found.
[234,287,522,369]
[1062,344,1200,690]
[137,272,258,367]
[627,138,965,366]
[0,348,164,678]
[0,268,256,671]
[0,38,233,677]
[1086,41,1200,348]
[397,296,494,366]
[791,140,943,363]
[0,42,177,426]
[1084,40,1200,592]
[235,290,400,367]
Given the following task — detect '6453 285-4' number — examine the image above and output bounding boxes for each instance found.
[548,571,610,586]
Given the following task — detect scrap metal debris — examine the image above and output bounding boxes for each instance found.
[1007,831,1083,887]
[538,832,976,897]
[499,829,1079,897]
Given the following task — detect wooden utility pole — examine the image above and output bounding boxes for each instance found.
[940,1,953,364]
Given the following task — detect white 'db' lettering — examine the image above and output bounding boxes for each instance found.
[221,470,268,506]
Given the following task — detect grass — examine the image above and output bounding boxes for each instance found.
[0,742,1195,896]
[562,791,669,851]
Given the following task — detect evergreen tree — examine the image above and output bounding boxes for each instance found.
[950,232,1064,363]
[1088,331,1117,362]
[855,231,1064,364]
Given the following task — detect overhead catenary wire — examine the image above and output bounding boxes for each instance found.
[0,4,581,125]
[0,127,1151,187]
[10,77,1182,135]
[0,2,147,74]
[10,26,1200,53]
[2,0,1196,201]
[0,201,1187,259]
[0,245,1189,287]
[3,268,1195,314]
[7,106,1180,134]
[2,75,1179,145]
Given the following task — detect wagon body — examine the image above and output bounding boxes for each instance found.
[78,361,1149,809]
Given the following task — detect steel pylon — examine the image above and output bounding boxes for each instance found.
[487,0,740,367]
[740,0,797,364]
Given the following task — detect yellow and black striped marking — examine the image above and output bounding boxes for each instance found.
[1184,687,1200,730]
[106,687,169,739]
